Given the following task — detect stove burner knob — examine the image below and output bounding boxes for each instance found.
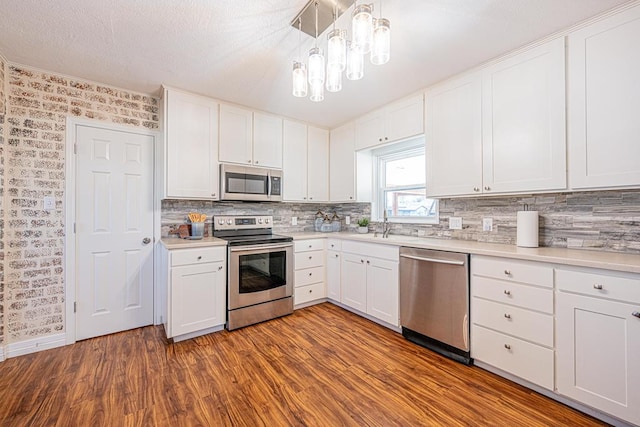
[265,218,270,224]
[258,218,263,224]
[227,219,233,225]
[218,219,224,225]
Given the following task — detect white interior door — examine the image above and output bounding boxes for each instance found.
[75,125,154,340]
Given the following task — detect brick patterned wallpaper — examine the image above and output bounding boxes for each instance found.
[2,64,159,344]
[0,55,6,346]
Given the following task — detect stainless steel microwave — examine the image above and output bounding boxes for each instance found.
[220,164,282,202]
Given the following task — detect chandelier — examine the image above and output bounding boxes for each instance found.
[291,0,391,102]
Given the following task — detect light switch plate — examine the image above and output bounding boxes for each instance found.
[345,215,350,225]
[449,217,462,230]
[291,217,298,226]
[483,217,493,232]
[44,196,55,211]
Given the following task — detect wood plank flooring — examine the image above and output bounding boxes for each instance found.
[0,303,607,426]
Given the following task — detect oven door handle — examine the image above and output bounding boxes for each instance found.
[229,243,293,252]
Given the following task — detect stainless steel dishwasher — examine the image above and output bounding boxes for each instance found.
[399,247,471,365]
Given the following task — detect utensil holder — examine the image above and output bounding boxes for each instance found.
[191,222,204,238]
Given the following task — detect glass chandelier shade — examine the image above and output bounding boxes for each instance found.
[326,64,343,92]
[308,47,325,86]
[346,41,364,81]
[292,61,308,97]
[352,3,374,54]
[310,80,324,102]
[371,18,390,65]
[327,29,347,71]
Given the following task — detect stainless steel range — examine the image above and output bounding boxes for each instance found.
[213,215,293,330]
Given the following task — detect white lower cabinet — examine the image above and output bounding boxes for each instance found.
[326,249,341,301]
[471,256,555,390]
[293,239,326,306]
[165,246,227,341]
[340,241,399,327]
[556,268,640,426]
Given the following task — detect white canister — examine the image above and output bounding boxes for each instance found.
[516,211,539,248]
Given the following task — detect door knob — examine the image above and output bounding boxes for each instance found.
[142,237,151,245]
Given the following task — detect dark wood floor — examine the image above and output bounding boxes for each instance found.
[0,303,606,426]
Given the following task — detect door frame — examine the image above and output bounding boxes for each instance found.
[64,117,162,345]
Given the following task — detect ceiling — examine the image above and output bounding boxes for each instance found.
[0,0,631,128]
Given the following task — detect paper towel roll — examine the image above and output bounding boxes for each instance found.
[517,211,539,248]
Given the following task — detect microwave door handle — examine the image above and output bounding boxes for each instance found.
[267,172,272,198]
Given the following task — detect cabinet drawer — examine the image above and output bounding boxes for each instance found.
[295,282,326,305]
[295,266,325,287]
[342,240,399,261]
[295,250,324,269]
[472,276,553,313]
[294,239,325,252]
[471,256,553,288]
[472,325,554,390]
[171,247,225,267]
[556,268,640,303]
[472,298,553,347]
[327,239,342,251]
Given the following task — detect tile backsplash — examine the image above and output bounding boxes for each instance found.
[162,189,640,254]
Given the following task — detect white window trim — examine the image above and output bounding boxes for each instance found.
[371,138,439,224]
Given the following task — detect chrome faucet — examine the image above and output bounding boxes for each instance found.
[383,210,391,238]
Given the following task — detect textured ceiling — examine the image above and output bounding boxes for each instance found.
[0,0,631,128]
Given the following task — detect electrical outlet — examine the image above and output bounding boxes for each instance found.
[291,217,298,226]
[449,217,462,230]
[345,215,350,225]
[483,217,493,232]
[44,196,55,211]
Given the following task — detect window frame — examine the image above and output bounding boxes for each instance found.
[372,138,439,224]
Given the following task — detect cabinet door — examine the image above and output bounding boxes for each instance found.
[366,258,399,326]
[425,73,483,197]
[165,89,219,199]
[219,104,253,165]
[169,261,226,337]
[326,250,341,301]
[557,292,640,425]
[385,94,424,143]
[482,37,566,194]
[329,122,356,202]
[355,111,385,150]
[307,126,329,202]
[341,252,367,312]
[568,5,640,189]
[282,120,308,201]
[253,112,283,169]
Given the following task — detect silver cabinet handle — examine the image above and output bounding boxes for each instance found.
[335,254,339,258]
[349,196,353,200]
[504,313,511,319]
[473,187,480,192]
[248,160,252,163]
[366,260,370,264]
[504,270,511,276]
[632,312,640,318]
[593,284,603,290]
[308,289,313,293]
[218,266,223,271]
[255,160,259,164]
[308,256,312,259]
[504,344,511,350]
[142,237,151,245]
[484,186,491,191]
[360,259,364,263]
[504,290,511,296]
[308,272,312,276]
[212,193,216,197]
[197,256,202,260]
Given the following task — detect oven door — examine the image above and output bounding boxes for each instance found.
[228,243,293,310]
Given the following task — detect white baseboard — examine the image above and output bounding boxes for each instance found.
[171,325,224,343]
[0,345,5,362]
[5,333,67,359]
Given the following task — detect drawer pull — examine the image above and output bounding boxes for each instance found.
[593,284,603,290]
[308,245,312,248]
[503,290,511,296]
[504,270,511,276]
[308,273,313,276]
[309,289,313,293]
[504,344,511,350]
[308,256,312,260]
[335,254,339,258]
[361,259,364,263]
[197,256,202,260]
[366,260,370,264]
[504,313,511,319]
[218,266,223,271]
[632,312,640,318]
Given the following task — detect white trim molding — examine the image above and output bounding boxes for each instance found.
[5,333,66,359]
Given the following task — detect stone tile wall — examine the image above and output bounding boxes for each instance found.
[2,64,159,344]
[0,54,6,346]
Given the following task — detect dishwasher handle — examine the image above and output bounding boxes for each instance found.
[400,253,466,266]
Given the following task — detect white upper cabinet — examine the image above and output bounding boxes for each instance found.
[425,37,566,197]
[253,112,283,168]
[355,94,424,150]
[307,126,330,202]
[329,121,356,202]
[482,37,566,194]
[426,73,483,197]
[163,87,219,200]
[568,4,640,190]
[219,104,283,168]
[282,120,308,201]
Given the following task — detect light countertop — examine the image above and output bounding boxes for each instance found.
[160,236,227,249]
